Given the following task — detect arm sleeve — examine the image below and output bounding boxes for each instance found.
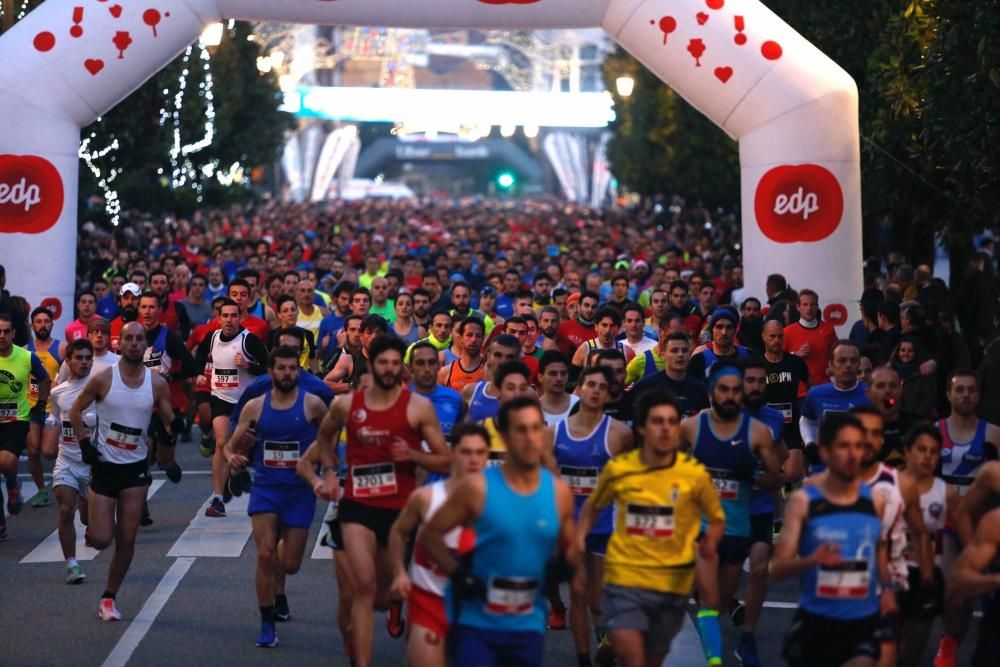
[243,334,271,376]
[800,415,818,446]
[29,353,49,380]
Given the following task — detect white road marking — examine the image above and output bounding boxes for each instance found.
[663,612,706,665]
[3,480,38,519]
[20,480,165,564]
[166,494,252,557]
[100,557,195,667]
[310,522,332,560]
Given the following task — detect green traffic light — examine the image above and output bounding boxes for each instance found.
[497,172,515,189]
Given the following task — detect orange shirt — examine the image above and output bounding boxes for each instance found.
[782,320,838,394]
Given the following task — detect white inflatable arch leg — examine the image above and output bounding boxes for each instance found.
[0,0,860,333]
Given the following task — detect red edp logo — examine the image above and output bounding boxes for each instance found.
[754,164,843,243]
[0,155,63,234]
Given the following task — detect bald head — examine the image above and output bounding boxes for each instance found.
[119,321,148,364]
[762,319,784,355]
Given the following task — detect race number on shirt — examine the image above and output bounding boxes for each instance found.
[213,368,239,389]
[485,577,538,615]
[816,561,870,599]
[351,462,398,497]
[560,465,598,496]
[0,402,17,422]
[708,468,741,501]
[29,381,39,401]
[768,402,794,424]
[106,422,143,450]
[61,419,90,445]
[487,450,506,468]
[625,504,675,538]
[263,440,300,468]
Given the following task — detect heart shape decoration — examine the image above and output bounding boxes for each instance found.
[714,66,733,83]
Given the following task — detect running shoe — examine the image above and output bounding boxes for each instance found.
[31,488,51,508]
[7,479,23,515]
[547,607,568,630]
[595,633,615,667]
[98,598,122,622]
[67,564,87,585]
[163,462,182,484]
[140,502,153,527]
[730,598,746,626]
[205,497,226,517]
[255,621,278,648]
[735,632,761,667]
[934,634,957,667]
[274,595,291,622]
[198,432,214,458]
[386,601,405,638]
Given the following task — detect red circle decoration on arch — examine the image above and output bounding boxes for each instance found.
[39,297,63,320]
[753,164,844,243]
[824,303,848,327]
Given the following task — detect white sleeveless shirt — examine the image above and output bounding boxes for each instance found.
[95,364,153,464]
[409,481,464,597]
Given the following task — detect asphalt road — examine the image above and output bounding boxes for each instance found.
[0,432,981,667]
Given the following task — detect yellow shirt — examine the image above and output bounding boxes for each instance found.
[625,349,664,385]
[591,449,723,595]
[481,417,507,468]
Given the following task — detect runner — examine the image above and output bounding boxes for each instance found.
[0,312,50,532]
[408,340,464,460]
[222,345,328,647]
[539,350,579,427]
[310,335,452,667]
[619,303,656,358]
[64,291,98,342]
[689,309,750,379]
[556,291,598,357]
[771,412,895,667]
[461,334,521,422]
[479,360,539,461]
[438,317,486,393]
[26,306,63,508]
[783,289,840,392]
[109,282,141,353]
[48,339,96,583]
[418,395,578,667]
[944,506,1000,667]
[69,321,177,621]
[577,390,724,667]
[322,314,364,392]
[760,318,809,480]
[193,298,269,517]
[850,405,932,667]
[324,314,388,395]
[866,366,915,469]
[390,292,424,346]
[679,362,782,667]
[387,423,488,667]
[591,350,634,426]
[550,365,633,666]
[898,424,956,667]
[571,306,635,372]
[800,340,871,472]
[56,318,120,382]
[630,332,709,418]
[932,367,1000,666]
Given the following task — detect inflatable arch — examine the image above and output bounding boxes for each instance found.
[0,0,861,332]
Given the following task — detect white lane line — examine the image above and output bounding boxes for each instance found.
[100,556,195,667]
[310,522,332,560]
[663,611,706,665]
[166,494,252,557]
[3,481,38,519]
[21,480,165,564]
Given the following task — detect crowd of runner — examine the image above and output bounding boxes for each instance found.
[0,197,999,667]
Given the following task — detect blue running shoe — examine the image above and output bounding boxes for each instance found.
[735,632,761,667]
[255,621,278,648]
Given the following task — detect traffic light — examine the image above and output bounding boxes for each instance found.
[496,171,515,190]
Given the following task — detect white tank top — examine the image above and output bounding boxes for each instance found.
[543,394,580,427]
[409,481,463,597]
[50,376,94,462]
[865,464,908,587]
[210,329,254,404]
[907,477,947,567]
[95,364,153,464]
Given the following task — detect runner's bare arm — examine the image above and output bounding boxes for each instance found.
[770,490,816,581]
[223,397,263,470]
[388,489,430,597]
[323,354,353,394]
[418,475,486,576]
[948,508,1000,602]
[678,415,698,452]
[963,461,1000,526]
[460,382,476,412]
[751,420,782,490]
[541,426,558,472]
[554,478,581,568]
[310,395,349,492]
[68,367,111,441]
[608,419,634,455]
[151,374,176,428]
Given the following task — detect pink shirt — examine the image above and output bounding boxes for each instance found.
[65,319,89,342]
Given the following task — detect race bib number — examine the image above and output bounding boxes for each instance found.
[351,463,397,497]
[61,419,90,445]
[817,561,870,599]
[29,381,39,401]
[708,468,741,501]
[625,504,674,538]
[768,402,793,425]
[485,577,538,615]
[0,402,17,422]
[560,465,598,496]
[487,450,506,468]
[213,368,239,390]
[106,422,143,451]
[263,440,300,468]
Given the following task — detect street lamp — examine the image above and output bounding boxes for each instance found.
[615,75,635,98]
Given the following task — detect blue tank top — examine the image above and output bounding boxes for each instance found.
[749,405,785,516]
[248,300,266,319]
[449,466,558,633]
[392,323,422,346]
[693,411,756,537]
[799,484,881,619]
[939,418,989,485]
[253,388,317,488]
[554,415,613,533]
[418,384,464,484]
[442,348,461,366]
[698,345,750,378]
[467,381,499,423]
[642,349,659,380]
[27,339,62,367]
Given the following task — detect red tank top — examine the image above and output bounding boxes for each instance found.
[344,388,422,509]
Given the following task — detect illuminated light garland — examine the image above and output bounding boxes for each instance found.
[79,127,122,225]
[167,44,216,190]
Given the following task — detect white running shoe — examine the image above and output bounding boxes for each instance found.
[66,564,86,585]
[98,598,122,622]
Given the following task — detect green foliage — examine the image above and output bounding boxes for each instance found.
[607,0,1000,264]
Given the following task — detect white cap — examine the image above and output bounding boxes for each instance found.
[120,282,141,297]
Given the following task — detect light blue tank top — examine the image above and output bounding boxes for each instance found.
[467,381,500,423]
